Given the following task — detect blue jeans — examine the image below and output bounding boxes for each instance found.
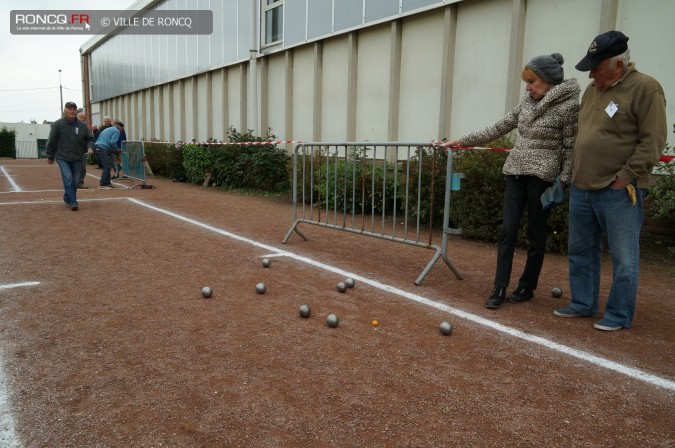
[56,158,84,206]
[494,175,552,289]
[96,147,112,186]
[568,184,644,328]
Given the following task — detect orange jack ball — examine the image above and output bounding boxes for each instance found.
[372,320,379,327]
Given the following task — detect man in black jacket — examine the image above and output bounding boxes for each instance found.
[46,102,95,211]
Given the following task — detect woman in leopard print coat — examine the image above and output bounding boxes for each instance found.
[448,53,580,310]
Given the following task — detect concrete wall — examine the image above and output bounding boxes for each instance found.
[91,0,675,147]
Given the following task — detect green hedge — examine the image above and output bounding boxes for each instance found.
[0,127,17,158]
[306,147,398,215]
[143,141,185,179]
[180,127,290,192]
[143,127,290,192]
[647,143,675,223]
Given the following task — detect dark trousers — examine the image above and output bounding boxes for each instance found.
[494,175,552,289]
[97,147,113,186]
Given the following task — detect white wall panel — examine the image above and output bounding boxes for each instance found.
[523,0,600,94]
[355,25,390,141]
[321,36,349,142]
[211,70,226,140]
[227,67,242,130]
[450,0,511,138]
[292,46,315,140]
[398,11,443,140]
[266,54,287,139]
[617,0,675,135]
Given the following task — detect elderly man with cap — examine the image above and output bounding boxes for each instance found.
[46,101,95,211]
[448,53,580,309]
[554,31,667,331]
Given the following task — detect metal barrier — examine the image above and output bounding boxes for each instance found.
[121,141,147,185]
[282,142,464,285]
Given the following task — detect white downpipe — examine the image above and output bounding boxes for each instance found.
[249,0,258,134]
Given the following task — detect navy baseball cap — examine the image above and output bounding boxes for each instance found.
[64,101,77,109]
[575,31,629,71]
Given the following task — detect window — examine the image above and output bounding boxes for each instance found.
[37,139,48,159]
[263,0,283,46]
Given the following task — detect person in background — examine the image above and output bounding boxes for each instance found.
[447,53,580,309]
[94,116,112,169]
[95,121,122,189]
[112,121,126,179]
[46,102,94,211]
[75,112,94,189]
[554,31,667,331]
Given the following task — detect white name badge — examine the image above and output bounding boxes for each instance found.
[605,101,618,118]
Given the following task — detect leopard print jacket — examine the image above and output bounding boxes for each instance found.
[459,78,580,183]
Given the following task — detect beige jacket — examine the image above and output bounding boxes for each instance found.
[460,79,581,183]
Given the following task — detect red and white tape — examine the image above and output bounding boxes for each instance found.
[434,142,674,163]
[149,140,304,146]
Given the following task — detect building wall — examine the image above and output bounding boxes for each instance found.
[87,0,675,147]
[1,123,52,159]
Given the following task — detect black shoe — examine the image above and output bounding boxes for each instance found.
[507,287,533,304]
[486,287,506,309]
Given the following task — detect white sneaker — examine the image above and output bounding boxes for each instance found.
[99,185,113,190]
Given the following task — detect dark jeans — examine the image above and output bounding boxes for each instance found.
[494,175,552,290]
[96,147,112,186]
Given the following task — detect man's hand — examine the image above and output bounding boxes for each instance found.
[47,159,54,165]
[610,177,627,189]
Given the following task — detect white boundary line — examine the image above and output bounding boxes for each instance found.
[0,354,20,448]
[0,282,40,291]
[0,172,130,196]
[0,282,36,447]
[127,198,675,392]
[0,198,127,206]
[0,167,22,193]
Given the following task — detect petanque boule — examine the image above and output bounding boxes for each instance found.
[201,286,213,299]
[551,287,563,298]
[336,282,347,293]
[326,313,340,328]
[439,321,453,336]
[345,277,356,288]
[256,282,267,294]
[299,304,311,318]
[261,258,271,268]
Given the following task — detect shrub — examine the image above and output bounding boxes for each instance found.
[0,127,17,158]
[404,145,449,227]
[183,143,214,184]
[648,160,675,223]
[180,127,291,192]
[307,147,400,215]
[450,145,510,242]
[143,141,184,179]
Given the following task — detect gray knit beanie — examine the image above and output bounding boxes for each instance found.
[525,53,564,85]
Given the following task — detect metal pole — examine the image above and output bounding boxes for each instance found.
[58,69,63,115]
